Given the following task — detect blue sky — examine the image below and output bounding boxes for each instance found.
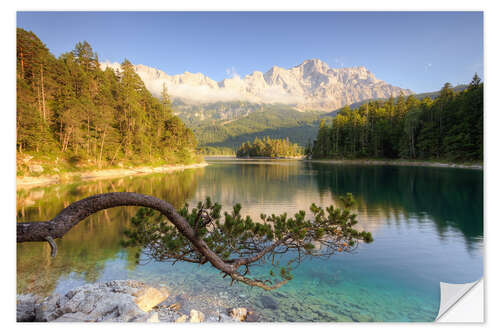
[17,11,483,93]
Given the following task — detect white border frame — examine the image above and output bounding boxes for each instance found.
[3,1,498,332]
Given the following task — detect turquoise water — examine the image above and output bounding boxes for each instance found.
[17,160,483,322]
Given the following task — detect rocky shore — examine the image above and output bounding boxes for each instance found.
[16,162,208,189]
[16,280,251,323]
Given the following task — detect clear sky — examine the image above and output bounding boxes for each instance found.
[17,11,483,93]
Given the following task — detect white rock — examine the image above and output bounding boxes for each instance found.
[133,286,169,312]
[189,309,205,323]
[229,307,248,321]
[146,312,160,323]
[30,280,169,322]
[175,315,188,323]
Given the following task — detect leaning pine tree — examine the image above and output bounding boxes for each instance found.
[17,192,372,290]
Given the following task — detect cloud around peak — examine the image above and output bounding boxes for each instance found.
[100,60,412,110]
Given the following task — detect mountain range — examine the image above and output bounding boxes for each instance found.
[100,59,412,112]
[100,59,414,153]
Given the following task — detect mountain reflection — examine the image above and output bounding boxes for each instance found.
[308,163,483,243]
[17,161,483,297]
[191,161,483,245]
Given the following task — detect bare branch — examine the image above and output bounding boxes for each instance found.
[17,192,233,275]
[44,236,57,257]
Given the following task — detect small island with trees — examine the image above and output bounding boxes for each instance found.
[236,137,303,159]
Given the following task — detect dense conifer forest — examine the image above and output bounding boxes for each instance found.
[16,28,197,173]
[309,76,483,162]
[236,137,303,158]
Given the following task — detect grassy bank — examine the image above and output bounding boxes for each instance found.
[17,151,207,189]
[17,150,203,176]
[17,162,208,189]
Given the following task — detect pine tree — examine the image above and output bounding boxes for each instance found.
[17,28,198,171]
[310,75,483,163]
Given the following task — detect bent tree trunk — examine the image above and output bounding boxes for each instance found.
[16,192,286,290]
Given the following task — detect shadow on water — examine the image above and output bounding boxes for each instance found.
[307,163,483,245]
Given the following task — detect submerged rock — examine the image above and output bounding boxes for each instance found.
[259,295,279,310]
[351,312,374,322]
[245,309,260,322]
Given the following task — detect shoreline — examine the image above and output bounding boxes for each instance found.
[202,155,236,158]
[16,162,209,189]
[232,156,304,160]
[206,156,482,169]
[307,159,483,170]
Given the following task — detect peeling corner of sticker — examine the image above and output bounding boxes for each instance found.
[435,278,483,322]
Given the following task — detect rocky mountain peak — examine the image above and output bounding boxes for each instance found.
[101,59,412,111]
[297,59,330,73]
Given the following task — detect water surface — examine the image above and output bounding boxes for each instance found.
[17,159,483,322]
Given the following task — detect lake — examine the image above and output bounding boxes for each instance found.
[17,159,483,322]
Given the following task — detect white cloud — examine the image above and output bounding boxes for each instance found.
[100,61,305,104]
[148,80,248,103]
[142,77,306,105]
[225,66,240,79]
[424,63,432,72]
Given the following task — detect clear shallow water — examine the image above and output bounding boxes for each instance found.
[17,159,483,322]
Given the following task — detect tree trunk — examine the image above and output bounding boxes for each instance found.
[17,192,289,290]
[59,117,63,148]
[37,83,42,120]
[98,128,106,169]
[17,193,233,270]
[40,64,46,122]
[87,114,91,155]
[20,47,25,79]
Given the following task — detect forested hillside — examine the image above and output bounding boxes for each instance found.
[189,86,473,156]
[17,28,198,175]
[193,108,327,154]
[323,84,469,117]
[310,76,483,162]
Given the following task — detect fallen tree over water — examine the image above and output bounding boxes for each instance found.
[17,192,372,290]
